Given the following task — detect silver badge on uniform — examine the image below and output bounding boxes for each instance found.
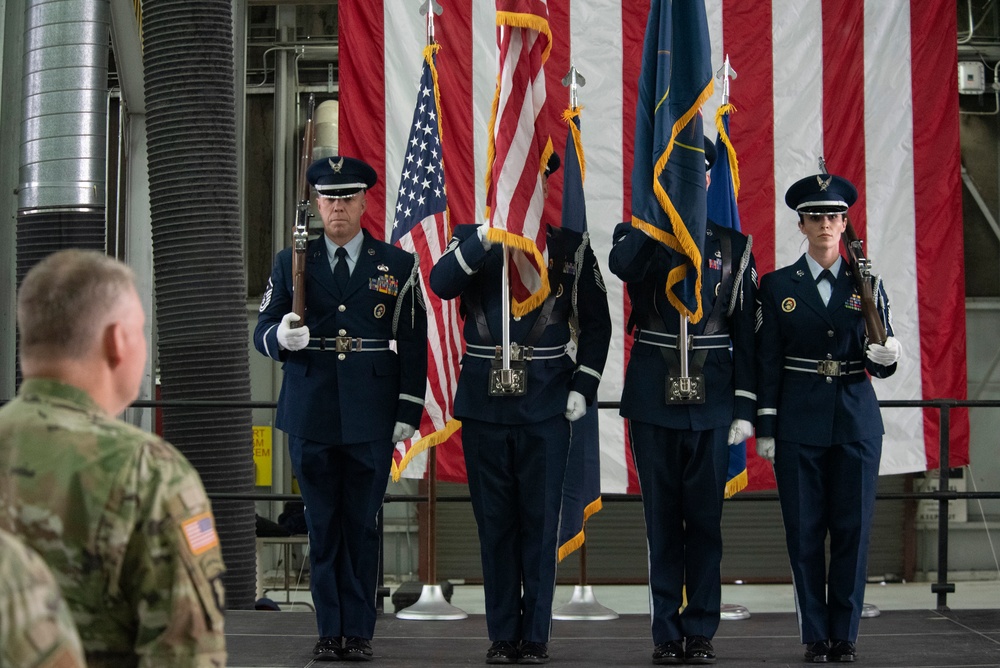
[374,303,386,318]
[378,263,389,271]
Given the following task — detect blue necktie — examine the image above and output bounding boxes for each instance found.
[816,269,834,306]
[334,247,349,293]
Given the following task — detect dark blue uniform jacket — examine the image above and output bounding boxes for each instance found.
[429,224,612,424]
[609,221,757,431]
[756,255,896,446]
[254,231,428,443]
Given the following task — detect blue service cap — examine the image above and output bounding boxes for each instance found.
[784,173,857,214]
[307,155,378,199]
[703,137,717,170]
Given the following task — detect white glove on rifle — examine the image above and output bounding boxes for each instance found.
[564,391,587,422]
[756,437,776,465]
[392,421,416,442]
[277,312,310,351]
[477,223,492,250]
[866,336,901,366]
[727,419,754,445]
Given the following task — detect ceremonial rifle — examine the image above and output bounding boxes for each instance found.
[816,156,886,345]
[291,94,317,326]
[842,214,887,345]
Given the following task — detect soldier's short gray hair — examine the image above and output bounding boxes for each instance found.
[17,250,137,360]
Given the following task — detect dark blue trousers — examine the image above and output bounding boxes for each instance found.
[629,421,729,643]
[288,435,394,639]
[462,414,571,644]
[774,437,881,644]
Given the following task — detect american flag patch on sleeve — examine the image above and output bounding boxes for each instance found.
[182,512,219,555]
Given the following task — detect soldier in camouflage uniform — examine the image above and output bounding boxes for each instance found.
[0,528,86,668]
[0,250,227,668]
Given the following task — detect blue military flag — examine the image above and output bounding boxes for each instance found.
[557,108,602,561]
[630,0,713,323]
[706,103,748,498]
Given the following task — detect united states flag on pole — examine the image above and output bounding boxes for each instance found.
[339,0,970,490]
[388,44,463,481]
[484,0,555,317]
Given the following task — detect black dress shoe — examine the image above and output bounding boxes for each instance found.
[341,637,373,662]
[652,640,684,665]
[486,641,519,664]
[829,640,857,663]
[517,642,549,665]
[313,637,341,662]
[685,636,717,665]
[804,641,830,663]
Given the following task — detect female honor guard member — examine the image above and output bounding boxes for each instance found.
[255,156,428,662]
[609,139,757,666]
[755,173,901,664]
[430,155,612,665]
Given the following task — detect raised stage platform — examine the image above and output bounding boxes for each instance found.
[225,607,1000,667]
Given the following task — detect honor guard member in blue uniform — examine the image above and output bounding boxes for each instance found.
[254,156,428,662]
[755,173,900,664]
[609,139,757,665]
[430,154,612,665]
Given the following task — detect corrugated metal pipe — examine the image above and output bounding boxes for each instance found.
[142,0,255,608]
[16,0,108,293]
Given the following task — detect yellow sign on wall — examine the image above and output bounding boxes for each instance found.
[253,426,273,487]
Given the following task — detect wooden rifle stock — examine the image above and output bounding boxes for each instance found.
[843,216,887,345]
[290,94,317,326]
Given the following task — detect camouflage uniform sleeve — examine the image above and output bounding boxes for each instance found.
[115,439,227,668]
[0,531,87,668]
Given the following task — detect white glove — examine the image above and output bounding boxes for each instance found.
[866,336,901,366]
[727,419,754,445]
[756,437,776,465]
[392,421,416,442]
[277,312,310,351]
[564,391,587,422]
[477,223,492,250]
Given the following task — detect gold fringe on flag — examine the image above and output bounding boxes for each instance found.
[557,497,604,562]
[391,418,463,482]
[632,77,714,324]
[714,103,740,201]
[561,107,586,182]
[723,468,748,499]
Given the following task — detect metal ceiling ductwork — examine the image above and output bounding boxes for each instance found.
[142,0,255,609]
[16,0,108,296]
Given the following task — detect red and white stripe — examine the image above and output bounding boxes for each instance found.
[340,0,969,491]
[393,212,466,481]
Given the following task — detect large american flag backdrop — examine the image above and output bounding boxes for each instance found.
[339,0,970,492]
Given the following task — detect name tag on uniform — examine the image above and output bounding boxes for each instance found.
[370,274,399,296]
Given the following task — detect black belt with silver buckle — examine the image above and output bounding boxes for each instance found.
[307,337,390,353]
[465,343,566,361]
[784,356,865,377]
